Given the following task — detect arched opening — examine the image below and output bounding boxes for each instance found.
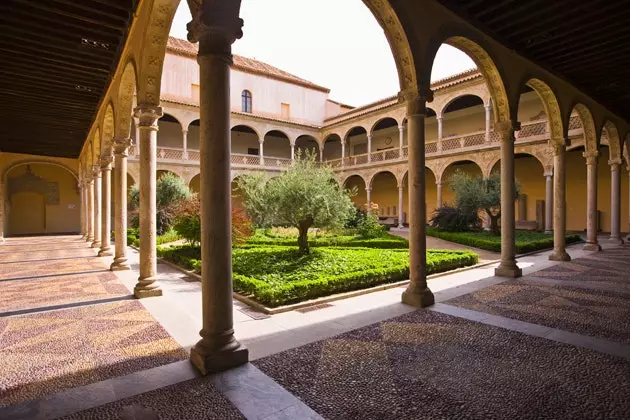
[263,130,291,161]
[156,170,179,180]
[370,118,399,160]
[189,174,200,194]
[157,113,184,150]
[343,175,367,210]
[188,119,200,151]
[440,95,486,148]
[514,153,545,228]
[295,135,319,159]
[400,168,437,224]
[322,134,342,162]
[116,59,137,139]
[231,125,260,159]
[370,171,398,221]
[5,163,79,236]
[345,126,368,157]
[127,173,136,190]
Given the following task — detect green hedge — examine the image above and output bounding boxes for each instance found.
[157,245,478,307]
[127,227,181,248]
[425,227,582,253]
[246,231,409,249]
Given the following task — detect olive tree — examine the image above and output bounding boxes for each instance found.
[237,152,355,254]
[449,170,520,235]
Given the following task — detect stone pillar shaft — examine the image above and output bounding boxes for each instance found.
[544,173,553,233]
[367,134,372,162]
[437,116,443,141]
[583,151,601,251]
[398,125,404,153]
[436,182,443,208]
[401,91,434,307]
[366,187,372,209]
[99,159,113,256]
[494,121,522,278]
[627,169,630,242]
[80,183,86,238]
[189,23,248,374]
[258,140,264,166]
[290,143,295,161]
[398,185,404,228]
[92,170,102,248]
[609,161,623,243]
[485,104,492,143]
[134,106,163,298]
[111,137,132,271]
[182,129,189,159]
[549,144,570,261]
[86,180,94,242]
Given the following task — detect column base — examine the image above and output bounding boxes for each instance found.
[401,284,435,308]
[549,249,571,262]
[190,342,249,375]
[98,248,113,257]
[86,236,94,243]
[91,241,100,248]
[609,237,624,245]
[495,261,522,278]
[544,230,553,234]
[583,242,602,251]
[110,257,131,271]
[134,277,163,299]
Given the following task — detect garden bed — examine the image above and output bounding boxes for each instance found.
[425,228,583,253]
[157,245,478,307]
[245,228,409,249]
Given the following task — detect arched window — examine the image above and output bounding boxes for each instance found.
[241,90,252,113]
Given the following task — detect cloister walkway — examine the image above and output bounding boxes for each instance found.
[1,236,629,419]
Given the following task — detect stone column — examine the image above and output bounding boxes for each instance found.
[544,172,553,233]
[583,150,602,251]
[494,121,522,278]
[79,181,86,239]
[182,129,189,159]
[133,105,163,298]
[92,166,102,249]
[549,143,571,261]
[398,124,404,154]
[341,140,346,160]
[609,159,623,244]
[436,181,443,208]
[290,143,295,161]
[86,179,94,242]
[398,184,404,228]
[98,156,113,256]
[367,134,372,162]
[366,187,372,209]
[188,9,248,374]
[485,103,493,143]
[401,89,435,307]
[111,137,132,271]
[627,168,630,243]
[319,147,324,162]
[258,139,264,166]
[437,116,443,141]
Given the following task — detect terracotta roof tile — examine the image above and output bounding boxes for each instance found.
[167,37,330,93]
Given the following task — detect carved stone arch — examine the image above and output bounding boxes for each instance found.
[116,56,138,138]
[138,0,417,104]
[340,173,368,189]
[231,124,262,142]
[438,92,486,119]
[264,129,291,142]
[514,145,553,175]
[478,150,503,178]
[343,125,369,143]
[92,128,101,167]
[602,120,622,162]
[438,157,484,184]
[3,160,79,183]
[426,26,511,124]
[570,103,598,153]
[101,102,116,157]
[624,135,630,167]
[369,116,400,135]
[524,78,564,145]
[231,170,260,182]
[367,170,398,190]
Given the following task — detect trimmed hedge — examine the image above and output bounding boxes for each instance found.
[246,230,409,249]
[157,244,479,307]
[425,227,583,253]
[127,227,181,248]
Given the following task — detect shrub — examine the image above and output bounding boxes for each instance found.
[429,205,481,232]
[344,206,366,229]
[245,229,408,249]
[357,210,385,238]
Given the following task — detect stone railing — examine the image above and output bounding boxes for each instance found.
[516,119,547,138]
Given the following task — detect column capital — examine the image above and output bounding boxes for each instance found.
[398,124,405,132]
[187,1,243,56]
[100,155,114,170]
[583,150,599,165]
[113,136,133,157]
[551,142,566,156]
[484,103,493,111]
[544,171,553,178]
[399,85,433,116]
[92,165,102,178]
[134,106,163,128]
[495,120,520,142]
[608,158,623,169]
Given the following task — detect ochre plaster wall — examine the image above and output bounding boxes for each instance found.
[6,163,79,235]
[514,155,546,222]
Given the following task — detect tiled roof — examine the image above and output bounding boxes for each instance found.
[167,37,330,93]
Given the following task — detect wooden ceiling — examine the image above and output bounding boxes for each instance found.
[437,0,630,122]
[0,0,138,158]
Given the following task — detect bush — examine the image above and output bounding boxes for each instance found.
[126,227,181,247]
[344,207,366,229]
[157,244,478,307]
[172,195,253,247]
[429,205,481,232]
[245,229,408,249]
[357,210,385,238]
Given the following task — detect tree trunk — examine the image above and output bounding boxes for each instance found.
[297,217,313,254]
[486,208,501,236]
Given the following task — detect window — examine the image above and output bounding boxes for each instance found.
[281,103,290,119]
[241,90,252,113]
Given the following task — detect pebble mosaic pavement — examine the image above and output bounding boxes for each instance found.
[0,236,188,409]
[446,246,630,344]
